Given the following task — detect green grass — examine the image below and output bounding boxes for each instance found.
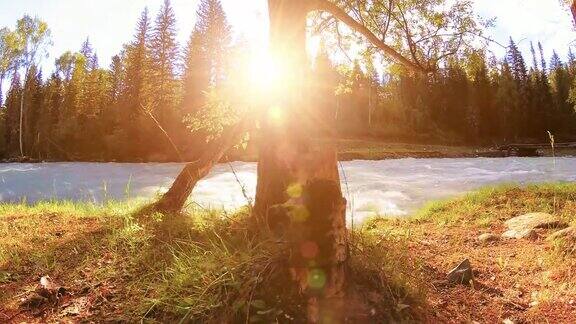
[412,182,576,227]
[1,182,575,322]
[0,198,426,322]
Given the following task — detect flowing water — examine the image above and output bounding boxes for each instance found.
[1,157,575,223]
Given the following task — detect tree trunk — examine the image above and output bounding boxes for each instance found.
[572,1,576,26]
[153,118,248,213]
[0,73,4,107]
[254,1,347,322]
[156,0,430,321]
[19,85,25,157]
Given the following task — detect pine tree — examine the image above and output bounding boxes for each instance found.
[182,29,209,115]
[506,38,530,137]
[56,53,87,151]
[148,0,179,122]
[4,71,21,155]
[38,73,63,158]
[444,60,470,137]
[470,53,495,141]
[182,0,233,116]
[549,51,571,132]
[530,42,539,73]
[538,42,547,73]
[80,37,94,65]
[550,51,562,70]
[340,60,368,132]
[195,0,232,85]
[507,38,528,83]
[495,61,521,140]
[312,42,339,128]
[23,65,43,157]
[125,8,151,119]
[108,55,124,104]
[567,48,576,75]
[118,8,152,158]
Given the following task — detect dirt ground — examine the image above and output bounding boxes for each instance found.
[1,184,575,323]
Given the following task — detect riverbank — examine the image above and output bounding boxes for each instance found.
[1,183,575,322]
[2,139,574,163]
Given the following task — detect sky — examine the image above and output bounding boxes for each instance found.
[0,0,574,87]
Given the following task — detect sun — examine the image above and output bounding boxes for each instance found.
[248,35,321,95]
[249,50,284,94]
[241,37,321,124]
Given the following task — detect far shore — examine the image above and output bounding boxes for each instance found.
[1,140,574,164]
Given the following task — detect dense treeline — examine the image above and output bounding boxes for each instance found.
[314,39,576,144]
[0,0,575,161]
[1,0,236,161]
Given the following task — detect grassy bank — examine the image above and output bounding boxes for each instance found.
[1,184,575,322]
[8,138,575,163]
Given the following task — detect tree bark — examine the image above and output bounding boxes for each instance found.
[572,1,576,26]
[254,1,347,322]
[153,118,248,213]
[19,82,25,157]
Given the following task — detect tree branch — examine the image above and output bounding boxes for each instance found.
[309,0,427,73]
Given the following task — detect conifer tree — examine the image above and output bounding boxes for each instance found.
[530,42,539,73]
[182,29,209,115]
[182,0,232,117]
[312,43,339,127]
[495,61,520,140]
[538,42,547,72]
[507,38,528,83]
[194,0,232,85]
[549,51,571,131]
[4,71,21,154]
[470,53,494,140]
[567,48,576,76]
[117,8,153,158]
[80,38,94,65]
[125,8,151,118]
[148,0,179,123]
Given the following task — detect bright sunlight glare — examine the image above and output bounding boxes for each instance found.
[249,51,284,94]
[244,37,321,125]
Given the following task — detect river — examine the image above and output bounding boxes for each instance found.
[1,157,575,223]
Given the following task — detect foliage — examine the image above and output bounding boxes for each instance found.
[314,0,493,71]
[2,3,576,159]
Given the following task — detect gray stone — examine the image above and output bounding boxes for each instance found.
[502,229,538,240]
[505,213,568,231]
[447,259,473,285]
[478,233,499,243]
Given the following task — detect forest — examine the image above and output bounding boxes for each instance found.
[0,0,575,161]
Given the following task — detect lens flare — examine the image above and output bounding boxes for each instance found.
[250,52,283,94]
[268,105,284,124]
[307,268,327,290]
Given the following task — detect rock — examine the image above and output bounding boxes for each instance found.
[505,212,568,231]
[447,259,473,285]
[478,233,499,243]
[502,229,538,240]
[19,294,48,309]
[547,226,576,241]
[502,213,568,240]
